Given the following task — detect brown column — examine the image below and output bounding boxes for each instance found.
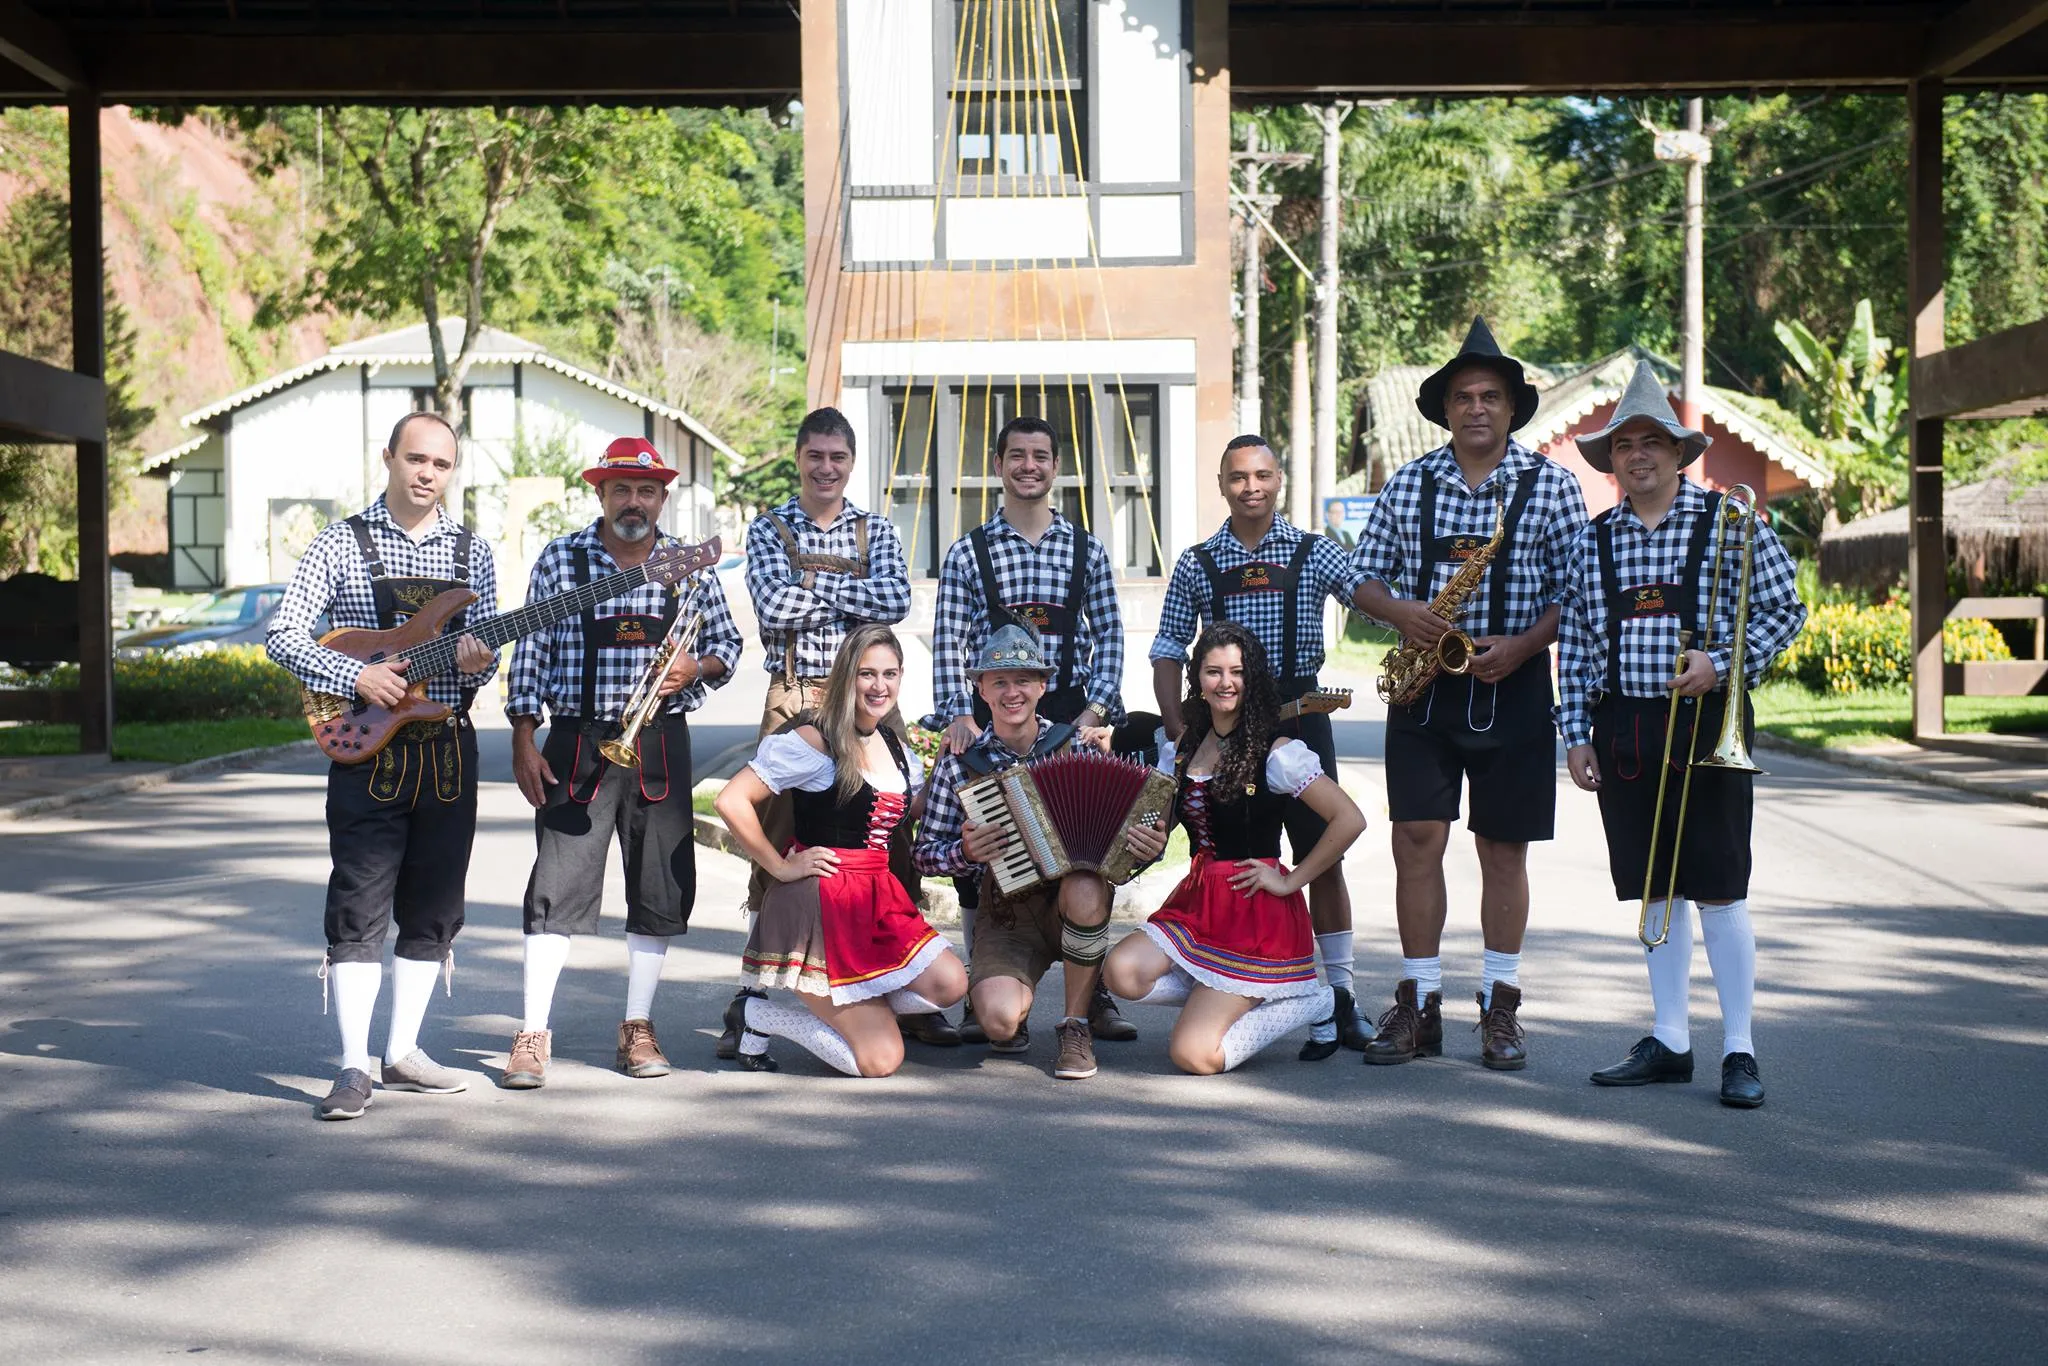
[70,94,112,755]
[1906,80,1946,740]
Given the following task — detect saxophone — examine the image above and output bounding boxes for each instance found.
[1376,492,1508,708]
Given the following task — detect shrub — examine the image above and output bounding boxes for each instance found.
[20,645,305,721]
[1779,602,2012,693]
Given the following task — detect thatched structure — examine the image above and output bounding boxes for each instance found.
[1821,475,2048,593]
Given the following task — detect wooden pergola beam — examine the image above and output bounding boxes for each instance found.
[1927,0,2048,76]
[0,0,86,93]
[0,348,106,444]
[1910,315,2048,418]
[1907,79,1947,739]
[72,93,112,757]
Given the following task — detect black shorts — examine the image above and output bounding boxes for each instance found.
[1592,693,1754,903]
[1384,661,1557,843]
[1282,708,1340,861]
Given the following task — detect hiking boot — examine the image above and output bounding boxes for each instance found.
[317,1067,375,1120]
[380,1049,470,1094]
[958,998,989,1045]
[501,1030,550,1089]
[1052,1019,1098,1080]
[1476,983,1528,1071]
[1361,979,1443,1065]
[617,1019,671,1078]
[1089,985,1138,1042]
[898,1012,963,1046]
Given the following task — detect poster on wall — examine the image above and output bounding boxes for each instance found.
[270,499,340,580]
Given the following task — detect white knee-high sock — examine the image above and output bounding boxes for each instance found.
[886,989,945,1015]
[624,933,669,1022]
[1698,900,1757,1058]
[745,995,860,1076]
[1480,949,1520,1009]
[1134,967,1192,1007]
[329,960,382,1074]
[1315,931,1355,993]
[1402,956,1443,1002]
[384,956,441,1063]
[1221,988,1334,1071]
[1643,898,1695,1054]
[522,933,572,1032]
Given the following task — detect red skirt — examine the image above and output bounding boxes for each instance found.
[741,845,946,1004]
[1141,853,1320,1000]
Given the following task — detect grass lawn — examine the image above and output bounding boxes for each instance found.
[0,718,308,765]
[1752,682,2048,748]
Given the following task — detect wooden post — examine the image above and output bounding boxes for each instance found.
[70,93,112,757]
[1907,79,1946,740]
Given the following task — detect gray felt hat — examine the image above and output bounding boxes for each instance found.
[966,621,1055,678]
[1575,360,1712,473]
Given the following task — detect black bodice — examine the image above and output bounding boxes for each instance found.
[788,728,911,850]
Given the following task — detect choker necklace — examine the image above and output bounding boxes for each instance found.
[855,725,879,738]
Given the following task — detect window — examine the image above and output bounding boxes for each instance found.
[948,0,1087,186]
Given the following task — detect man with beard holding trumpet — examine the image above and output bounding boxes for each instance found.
[1556,363,1804,1108]
[500,438,741,1089]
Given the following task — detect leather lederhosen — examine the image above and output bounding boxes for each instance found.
[344,514,474,804]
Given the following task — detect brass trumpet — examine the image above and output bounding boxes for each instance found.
[1639,484,1764,948]
[600,575,707,769]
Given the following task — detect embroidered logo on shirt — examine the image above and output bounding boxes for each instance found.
[1011,603,1054,630]
[1234,563,1283,592]
[1626,585,1682,617]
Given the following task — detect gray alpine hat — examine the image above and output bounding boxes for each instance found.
[1575,360,1711,473]
[965,621,1056,678]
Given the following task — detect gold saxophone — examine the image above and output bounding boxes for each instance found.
[1376,492,1508,708]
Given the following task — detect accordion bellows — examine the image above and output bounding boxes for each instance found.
[960,750,1176,897]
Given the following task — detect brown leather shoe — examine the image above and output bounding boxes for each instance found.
[616,1019,671,1078]
[1476,983,1527,1071]
[501,1030,550,1090]
[1361,979,1443,1065]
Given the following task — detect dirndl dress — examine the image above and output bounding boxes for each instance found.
[1141,737,1325,1001]
[739,729,948,1005]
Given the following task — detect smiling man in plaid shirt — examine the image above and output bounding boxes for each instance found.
[1349,318,1588,1071]
[500,437,742,1090]
[929,414,1132,1044]
[1558,362,1804,1109]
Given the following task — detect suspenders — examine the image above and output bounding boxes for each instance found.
[573,543,682,721]
[969,522,1090,694]
[770,512,872,685]
[1191,532,1321,685]
[1413,463,1542,639]
[1594,491,1724,700]
[345,512,476,711]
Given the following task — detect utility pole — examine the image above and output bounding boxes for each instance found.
[1654,100,1713,428]
[1313,102,1352,535]
[1290,274,1313,529]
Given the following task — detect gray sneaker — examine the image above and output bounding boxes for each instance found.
[988,1019,1031,1055]
[317,1067,375,1120]
[380,1050,471,1094]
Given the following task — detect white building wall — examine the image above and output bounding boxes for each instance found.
[844,0,935,187]
[1095,0,1184,185]
[220,369,371,586]
[945,197,1092,261]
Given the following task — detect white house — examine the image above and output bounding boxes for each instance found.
[146,320,738,596]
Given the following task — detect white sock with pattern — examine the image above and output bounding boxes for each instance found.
[1222,988,1335,1071]
[886,989,945,1015]
[1698,900,1757,1058]
[1643,898,1695,1054]
[384,955,440,1064]
[522,933,572,1032]
[1134,968,1193,1007]
[745,995,861,1076]
[624,933,668,1022]
[329,960,381,1075]
[1315,932,1356,993]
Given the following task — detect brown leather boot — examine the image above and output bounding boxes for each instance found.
[616,1019,671,1078]
[1476,983,1527,1071]
[1361,979,1444,1065]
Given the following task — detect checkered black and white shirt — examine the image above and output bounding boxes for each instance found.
[1555,479,1806,749]
[913,717,1060,877]
[267,495,499,708]
[506,521,742,722]
[1350,441,1587,638]
[743,497,910,679]
[1149,518,1363,683]
[932,512,1124,724]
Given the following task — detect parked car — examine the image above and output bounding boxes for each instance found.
[116,584,291,657]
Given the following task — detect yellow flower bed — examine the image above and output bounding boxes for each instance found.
[1779,603,2012,694]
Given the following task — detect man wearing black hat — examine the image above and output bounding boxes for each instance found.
[1558,361,1804,1108]
[1350,318,1588,1070]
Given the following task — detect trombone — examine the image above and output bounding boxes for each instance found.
[1639,484,1765,948]
[600,573,709,769]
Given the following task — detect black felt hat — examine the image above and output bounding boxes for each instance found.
[1415,316,1541,432]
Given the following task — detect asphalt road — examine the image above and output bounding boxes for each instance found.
[3,682,2045,1363]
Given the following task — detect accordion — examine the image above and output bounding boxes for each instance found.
[959,749,1176,897]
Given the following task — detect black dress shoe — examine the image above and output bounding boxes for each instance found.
[1332,986,1372,1051]
[958,999,989,1046]
[898,1011,963,1046]
[715,987,750,1060]
[723,989,778,1071]
[1298,1021,1341,1062]
[1590,1035,1694,1086]
[1720,1052,1765,1108]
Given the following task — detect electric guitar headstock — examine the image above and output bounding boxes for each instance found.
[1278,688,1353,720]
[645,536,721,587]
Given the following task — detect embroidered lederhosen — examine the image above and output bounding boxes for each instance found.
[344,514,473,805]
[1592,492,1724,781]
[1192,534,1321,694]
[1401,464,1547,742]
[770,513,870,687]
[968,524,1092,726]
[556,544,683,804]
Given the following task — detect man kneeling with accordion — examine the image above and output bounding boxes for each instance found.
[915,623,1170,1081]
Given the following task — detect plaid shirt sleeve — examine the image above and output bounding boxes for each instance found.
[1147,547,1203,663]
[455,538,501,691]
[506,552,558,720]
[1534,465,1590,612]
[1350,474,1412,603]
[1554,523,1603,749]
[812,516,911,625]
[913,752,973,876]
[265,522,364,697]
[1311,533,1367,606]
[1080,535,1124,716]
[678,572,744,711]
[744,515,839,633]
[932,539,984,723]
[1706,518,1806,685]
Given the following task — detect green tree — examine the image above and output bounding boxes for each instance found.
[1774,297,1908,523]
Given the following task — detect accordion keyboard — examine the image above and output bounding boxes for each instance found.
[959,770,1046,896]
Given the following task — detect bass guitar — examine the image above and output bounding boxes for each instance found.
[1278,688,1353,721]
[303,536,720,763]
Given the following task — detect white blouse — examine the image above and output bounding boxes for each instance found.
[1155,736,1323,798]
[748,730,922,796]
